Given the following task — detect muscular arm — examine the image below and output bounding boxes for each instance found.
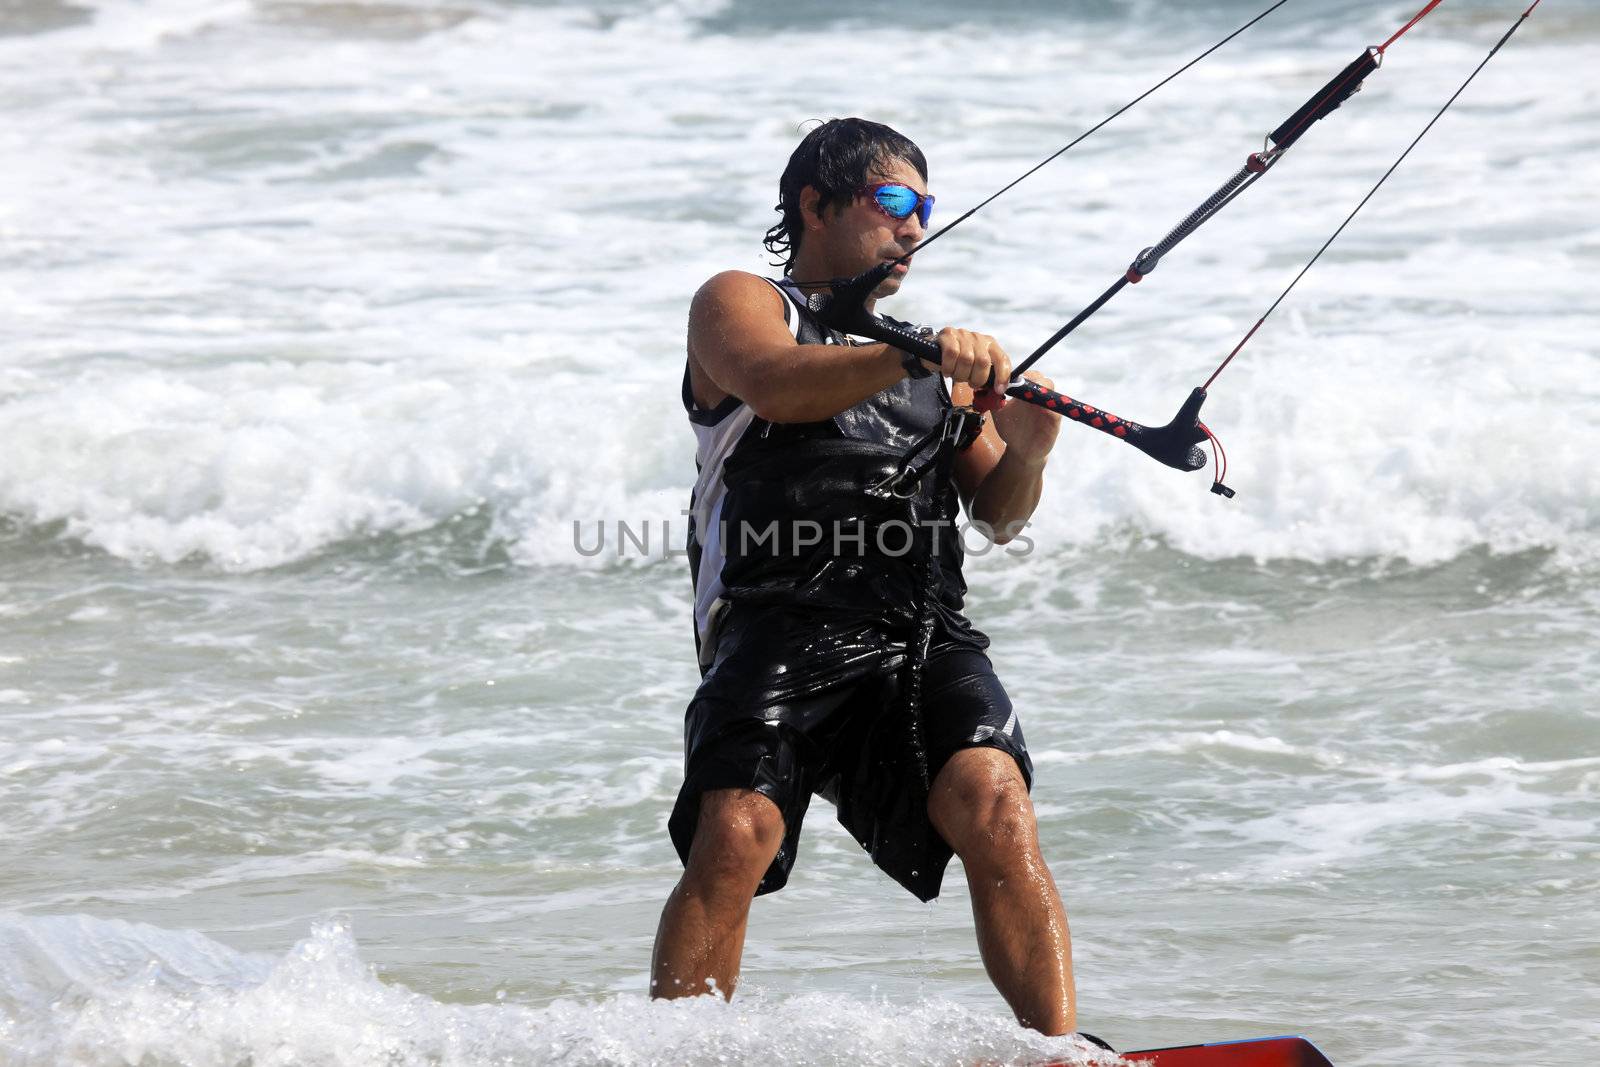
[687,271,909,424]
[953,375,1061,544]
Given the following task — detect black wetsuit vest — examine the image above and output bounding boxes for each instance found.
[684,278,986,663]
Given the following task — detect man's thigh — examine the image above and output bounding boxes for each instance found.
[916,646,1032,790]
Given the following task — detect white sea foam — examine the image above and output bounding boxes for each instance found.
[0,913,1120,1067]
[0,0,1595,571]
[2,11,1597,1067]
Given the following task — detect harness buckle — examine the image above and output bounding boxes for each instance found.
[868,406,977,499]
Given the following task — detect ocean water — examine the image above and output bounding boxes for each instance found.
[2,0,1597,1064]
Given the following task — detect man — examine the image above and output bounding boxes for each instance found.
[653,117,1074,1035]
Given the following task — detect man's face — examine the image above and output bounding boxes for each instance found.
[809,156,928,299]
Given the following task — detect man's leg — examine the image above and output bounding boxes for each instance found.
[650,787,785,999]
[928,746,1075,1035]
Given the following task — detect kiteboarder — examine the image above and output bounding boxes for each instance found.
[652,117,1075,1035]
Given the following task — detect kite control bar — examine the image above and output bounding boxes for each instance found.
[813,264,1217,483]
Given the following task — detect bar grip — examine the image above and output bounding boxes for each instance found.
[1010,380,1209,473]
[849,314,942,363]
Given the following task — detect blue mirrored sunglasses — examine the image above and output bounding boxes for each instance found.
[860,182,935,227]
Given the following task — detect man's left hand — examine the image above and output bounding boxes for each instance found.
[990,371,1062,462]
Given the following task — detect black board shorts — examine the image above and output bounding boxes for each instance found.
[668,603,1032,902]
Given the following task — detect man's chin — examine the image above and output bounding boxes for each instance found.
[871,274,905,299]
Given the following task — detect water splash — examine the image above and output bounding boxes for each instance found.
[0,913,1119,1067]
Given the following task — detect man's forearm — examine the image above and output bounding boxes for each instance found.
[970,448,1047,542]
[739,341,908,423]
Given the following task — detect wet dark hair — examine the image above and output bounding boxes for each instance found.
[763,117,928,273]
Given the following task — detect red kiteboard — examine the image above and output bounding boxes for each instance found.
[1118,1036,1335,1066]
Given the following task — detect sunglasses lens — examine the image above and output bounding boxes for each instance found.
[874,185,918,219]
[871,185,934,227]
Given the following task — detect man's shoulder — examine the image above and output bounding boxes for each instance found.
[689,271,793,341]
[695,270,782,305]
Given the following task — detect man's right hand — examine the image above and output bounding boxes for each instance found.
[931,328,1014,395]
